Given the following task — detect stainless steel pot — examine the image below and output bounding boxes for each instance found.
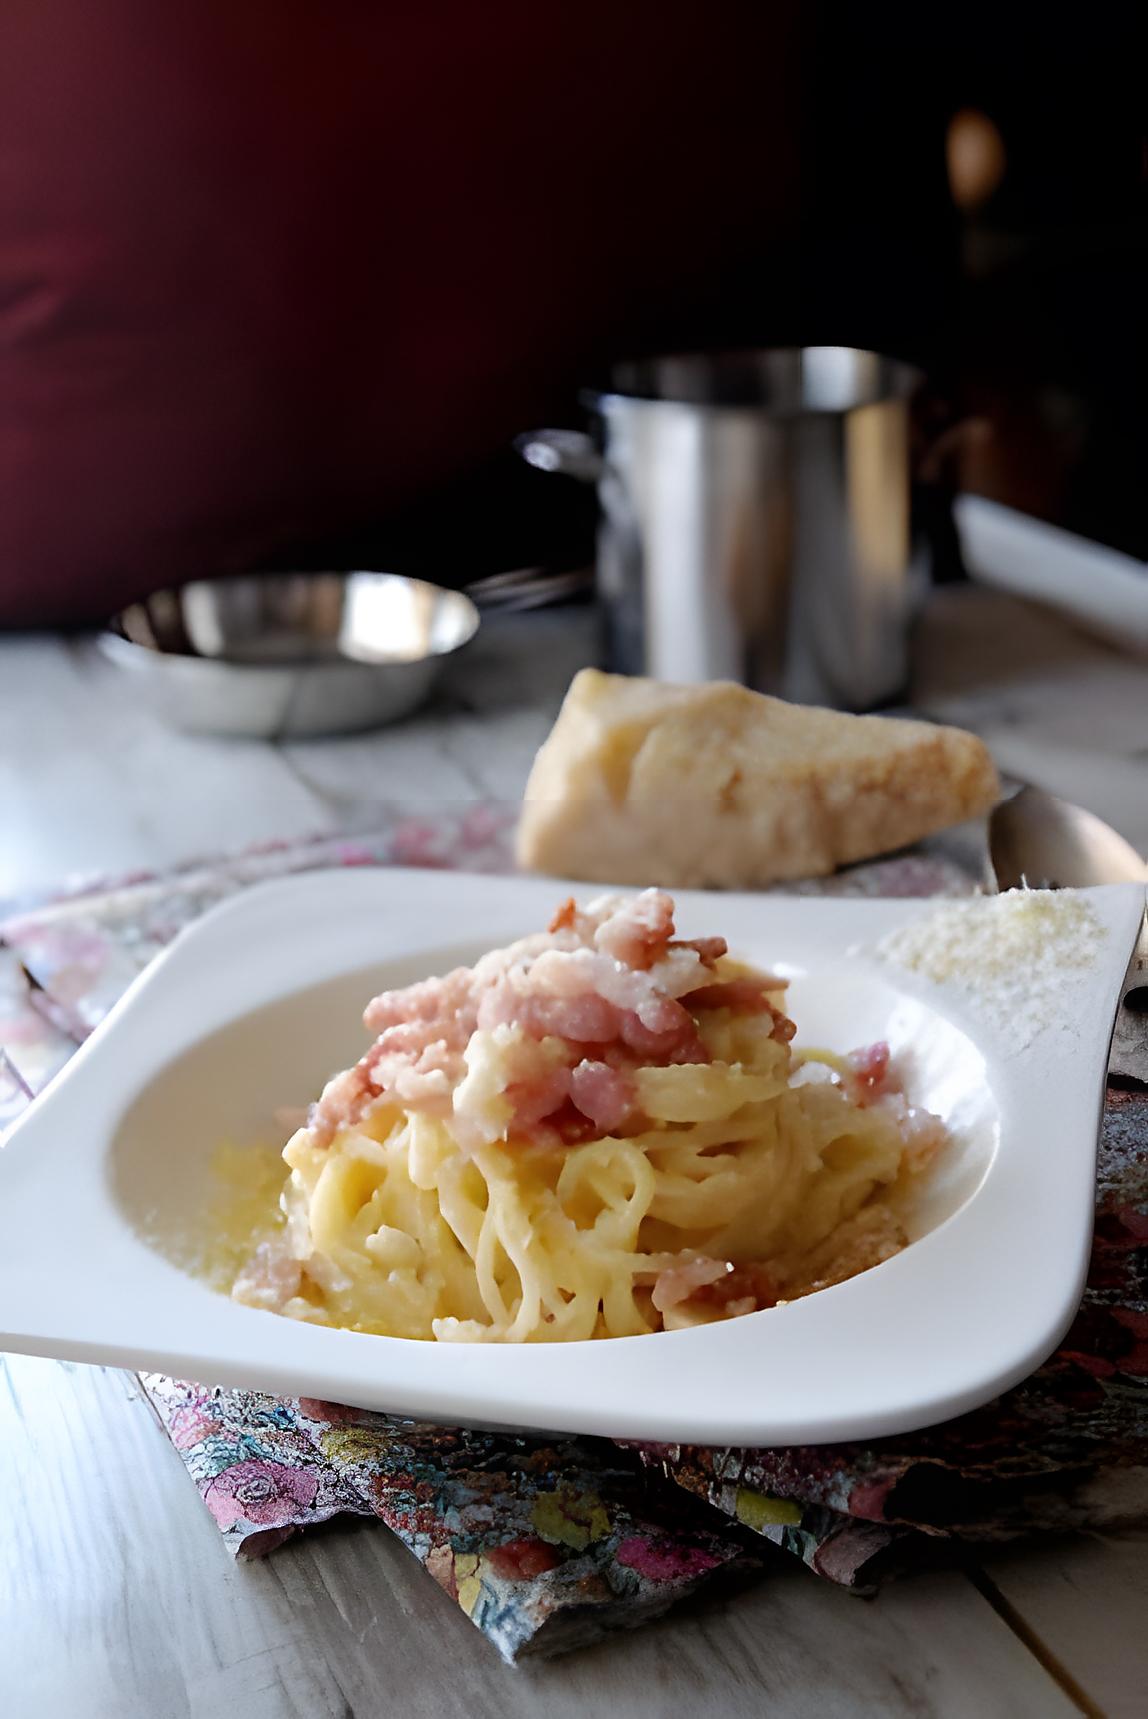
[518,346,925,711]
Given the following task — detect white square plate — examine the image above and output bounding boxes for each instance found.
[0,869,1142,1445]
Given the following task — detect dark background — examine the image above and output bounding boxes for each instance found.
[0,2,1143,624]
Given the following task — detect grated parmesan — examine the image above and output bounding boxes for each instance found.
[875,889,1105,1048]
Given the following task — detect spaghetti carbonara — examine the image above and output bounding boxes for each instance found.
[232,889,946,1340]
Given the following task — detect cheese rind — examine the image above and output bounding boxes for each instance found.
[516,670,1000,887]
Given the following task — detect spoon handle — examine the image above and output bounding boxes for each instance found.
[1110,910,1148,1085]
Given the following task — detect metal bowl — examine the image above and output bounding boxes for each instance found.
[99,573,480,739]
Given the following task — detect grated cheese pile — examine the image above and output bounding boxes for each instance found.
[876,889,1104,1047]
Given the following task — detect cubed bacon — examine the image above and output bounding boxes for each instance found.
[478,982,620,1045]
[651,1255,779,1319]
[368,1039,457,1109]
[591,887,676,967]
[542,1099,614,1147]
[848,1041,892,1101]
[691,1261,779,1313]
[650,1255,732,1312]
[569,1059,636,1132]
[481,949,710,1062]
[506,1062,573,1131]
[364,966,477,1038]
[548,897,578,934]
[232,1239,302,1313]
[308,890,778,1151]
[309,1061,382,1146]
[617,1005,708,1062]
[684,978,796,1043]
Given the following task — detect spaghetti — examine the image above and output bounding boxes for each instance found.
[232,890,945,1340]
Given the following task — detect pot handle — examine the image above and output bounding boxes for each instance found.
[514,428,603,482]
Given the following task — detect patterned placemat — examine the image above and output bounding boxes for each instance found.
[3,808,1145,1663]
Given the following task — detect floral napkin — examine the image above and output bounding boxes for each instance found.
[138,1380,758,1662]
[3,807,1145,1663]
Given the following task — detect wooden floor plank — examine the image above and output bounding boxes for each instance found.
[978,1531,1148,1719]
[1,1355,1083,1719]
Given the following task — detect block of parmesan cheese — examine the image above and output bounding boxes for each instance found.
[517,670,1000,887]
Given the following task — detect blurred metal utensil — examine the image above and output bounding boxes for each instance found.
[518,346,925,712]
[102,573,479,739]
[989,785,1148,1082]
[464,566,594,612]
[988,785,1148,892]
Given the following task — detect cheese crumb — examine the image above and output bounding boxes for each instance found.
[876,889,1104,1048]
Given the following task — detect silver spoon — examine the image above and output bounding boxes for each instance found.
[989,785,1147,891]
[989,785,1148,1081]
